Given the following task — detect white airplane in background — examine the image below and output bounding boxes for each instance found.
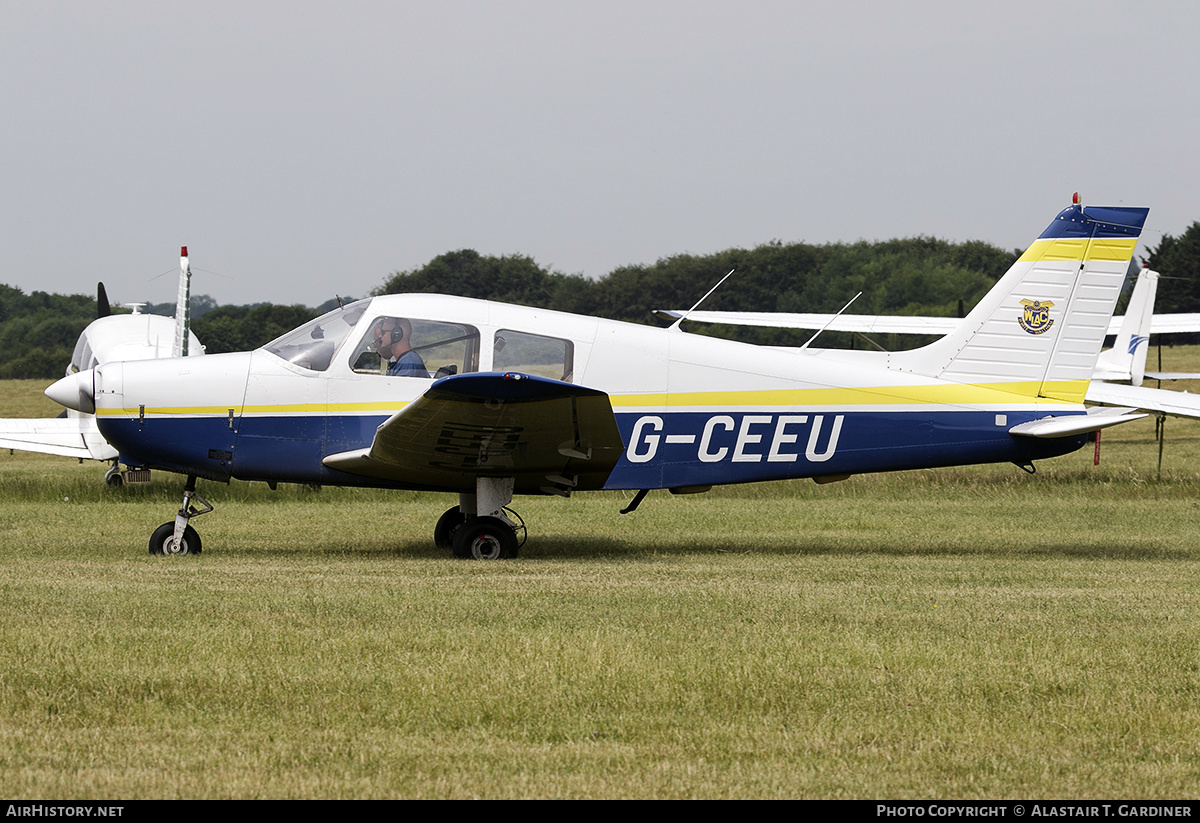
[657,266,1200,420]
[48,198,1151,559]
[0,248,204,485]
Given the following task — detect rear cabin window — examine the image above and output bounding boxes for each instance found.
[351,318,480,379]
[493,330,574,382]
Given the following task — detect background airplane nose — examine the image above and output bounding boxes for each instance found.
[45,369,95,414]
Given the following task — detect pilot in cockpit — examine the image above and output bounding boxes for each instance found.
[373,317,428,377]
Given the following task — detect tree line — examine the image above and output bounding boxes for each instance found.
[3,221,1198,380]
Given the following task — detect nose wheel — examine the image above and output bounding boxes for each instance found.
[149,522,202,555]
[149,475,212,556]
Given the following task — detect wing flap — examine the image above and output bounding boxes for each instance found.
[323,372,625,493]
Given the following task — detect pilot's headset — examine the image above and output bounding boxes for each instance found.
[377,319,405,344]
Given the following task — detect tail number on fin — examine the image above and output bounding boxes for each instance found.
[626,414,844,465]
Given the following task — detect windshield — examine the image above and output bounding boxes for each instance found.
[263,299,371,371]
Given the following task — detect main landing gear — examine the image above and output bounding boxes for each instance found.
[435,477,526,560]
[149,475,212,556]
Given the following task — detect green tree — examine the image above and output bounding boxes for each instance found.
[1147,223,1200,315]
[375,250,586,309]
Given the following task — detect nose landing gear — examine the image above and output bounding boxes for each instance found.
[148,475,212,556]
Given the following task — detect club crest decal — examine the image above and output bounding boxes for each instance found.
[1018,299,1055,335]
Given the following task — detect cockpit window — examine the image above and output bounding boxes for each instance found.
[493,329,574,382]
[350,317,480,378]
[263,300,370,372]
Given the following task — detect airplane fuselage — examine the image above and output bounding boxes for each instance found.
[90,293,1086,493]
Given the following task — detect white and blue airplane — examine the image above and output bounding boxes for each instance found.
[0,248,204,484]
[47,199,1150,559]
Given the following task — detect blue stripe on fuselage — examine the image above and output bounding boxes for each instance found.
[99,408,1088,490]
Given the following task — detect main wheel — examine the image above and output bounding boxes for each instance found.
[149,522,202,555]
[433,506,466,550]
[452,516,518,560]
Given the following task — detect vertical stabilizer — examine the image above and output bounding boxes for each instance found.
[890,198,1149,403]
[97,283,111,319]
[173,246,191,358]
[1093,268,1158,386]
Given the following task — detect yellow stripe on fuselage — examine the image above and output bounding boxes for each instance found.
[612,380,1087,409]
[96,401,412,417]
[96,379,1088,418]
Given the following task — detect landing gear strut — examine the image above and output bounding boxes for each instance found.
[436,477,525,559]
[149,475,213,556]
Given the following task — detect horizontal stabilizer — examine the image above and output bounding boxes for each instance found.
[1008,406,1145,438]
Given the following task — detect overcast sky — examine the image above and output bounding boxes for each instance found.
[2,1,1197,309]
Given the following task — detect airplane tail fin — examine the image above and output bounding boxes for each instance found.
[97,282,111,319]
[889,197,1149,402]
[1093,267,1158,386]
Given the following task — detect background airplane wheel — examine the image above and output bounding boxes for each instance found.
[452,516,518,560]
[433,506,466,550]
[148,522,202,556]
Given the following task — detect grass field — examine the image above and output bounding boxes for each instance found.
[3,360,1200,799]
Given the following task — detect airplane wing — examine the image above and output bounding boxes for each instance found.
[322,372,626,494]
[0,416,119,461]
[1085,381,1200,420]
[652,309,960,334]
[653,310,1200,336]
[1144,372,1200,381]
[1147,314,1200,334]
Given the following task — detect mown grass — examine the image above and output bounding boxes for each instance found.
[2,360,1200,798]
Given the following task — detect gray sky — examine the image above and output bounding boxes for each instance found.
[2,0,1198,309]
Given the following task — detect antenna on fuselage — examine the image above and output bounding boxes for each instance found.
[799,291,863,350]
[670,269,735,331]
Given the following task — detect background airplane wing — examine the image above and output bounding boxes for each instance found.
[1147,314,1200,334]
[653,310,1200,336]
[652,309,960,334]
[1086,381,1200,420]
[322,372,625,494]
[1143,372,1200,381]
[0,416,118,461]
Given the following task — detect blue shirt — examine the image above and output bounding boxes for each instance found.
[387,349,427,377]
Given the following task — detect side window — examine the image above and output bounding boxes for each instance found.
[351,318,480,378]
[493,330,574,382]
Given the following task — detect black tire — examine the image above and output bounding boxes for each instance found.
[149,522,202,556]
[452,516,519,560]
[105,471,123,488]
[433,507,466,550]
